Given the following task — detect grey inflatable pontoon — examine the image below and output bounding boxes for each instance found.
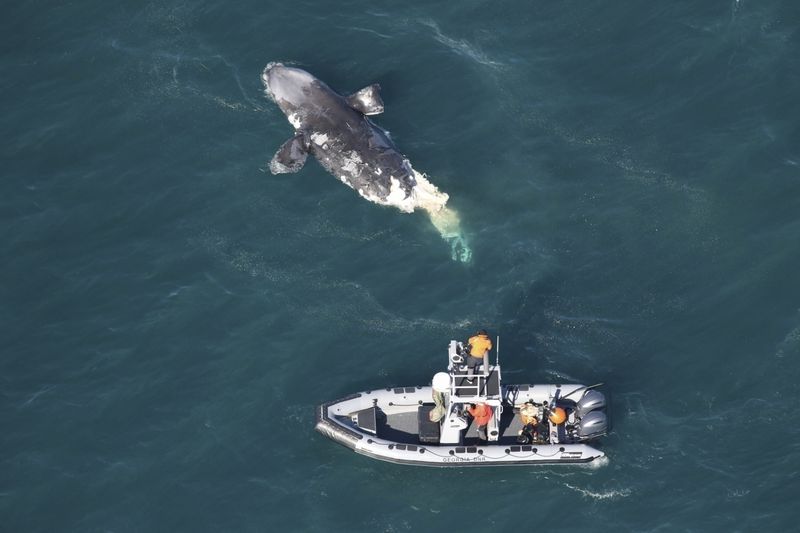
[316,340,609,467]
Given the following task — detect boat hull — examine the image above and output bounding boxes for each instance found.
[315,385,606,467]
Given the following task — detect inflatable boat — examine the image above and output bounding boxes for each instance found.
[315,340,609,467]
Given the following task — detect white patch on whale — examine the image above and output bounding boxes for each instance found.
[310,132,329,146]
[385,177,411,210]
[339,150,364,178]
[287,113,302,129]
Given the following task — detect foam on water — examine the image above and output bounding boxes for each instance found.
[564,482,631,500]
[419,19,505,71]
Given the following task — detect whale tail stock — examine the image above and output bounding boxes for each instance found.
[409,170,472,263]
[425,204,472,263]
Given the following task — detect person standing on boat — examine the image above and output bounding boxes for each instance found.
[465,329,492,383]
[467,402,493,442]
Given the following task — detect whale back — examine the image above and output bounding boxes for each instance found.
[264,64,416,201]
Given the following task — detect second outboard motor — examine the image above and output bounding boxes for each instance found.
[575,390,606,419]
[577,410,608,440]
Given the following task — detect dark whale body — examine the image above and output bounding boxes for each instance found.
[262,63,417,208]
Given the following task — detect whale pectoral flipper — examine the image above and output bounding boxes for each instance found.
[346,84,384,116]
[269,133,309,174]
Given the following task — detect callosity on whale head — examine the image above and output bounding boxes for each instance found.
[261,62,328,129]
[262,63,314,105]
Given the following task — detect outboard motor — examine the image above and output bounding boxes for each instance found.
[575,390,606,419]
[577,410,608,440]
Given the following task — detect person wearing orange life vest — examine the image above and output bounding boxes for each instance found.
[467,402,493,442]
[465,329,492,383]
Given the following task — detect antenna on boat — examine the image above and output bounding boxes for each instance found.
[561,382,604,400]
[496,335,500,366]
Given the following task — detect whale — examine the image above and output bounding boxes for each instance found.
[261,62,471,262]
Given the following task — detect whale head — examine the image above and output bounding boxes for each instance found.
[262,63,321,120]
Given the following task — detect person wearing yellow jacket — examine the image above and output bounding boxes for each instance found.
[465,329,492,383]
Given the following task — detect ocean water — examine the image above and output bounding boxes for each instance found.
[2,0,799,531]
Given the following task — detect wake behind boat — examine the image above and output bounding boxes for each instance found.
[316,339,610,467]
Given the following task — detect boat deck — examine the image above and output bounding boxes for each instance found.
[378,403,534,446]
[452,368,501,398]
